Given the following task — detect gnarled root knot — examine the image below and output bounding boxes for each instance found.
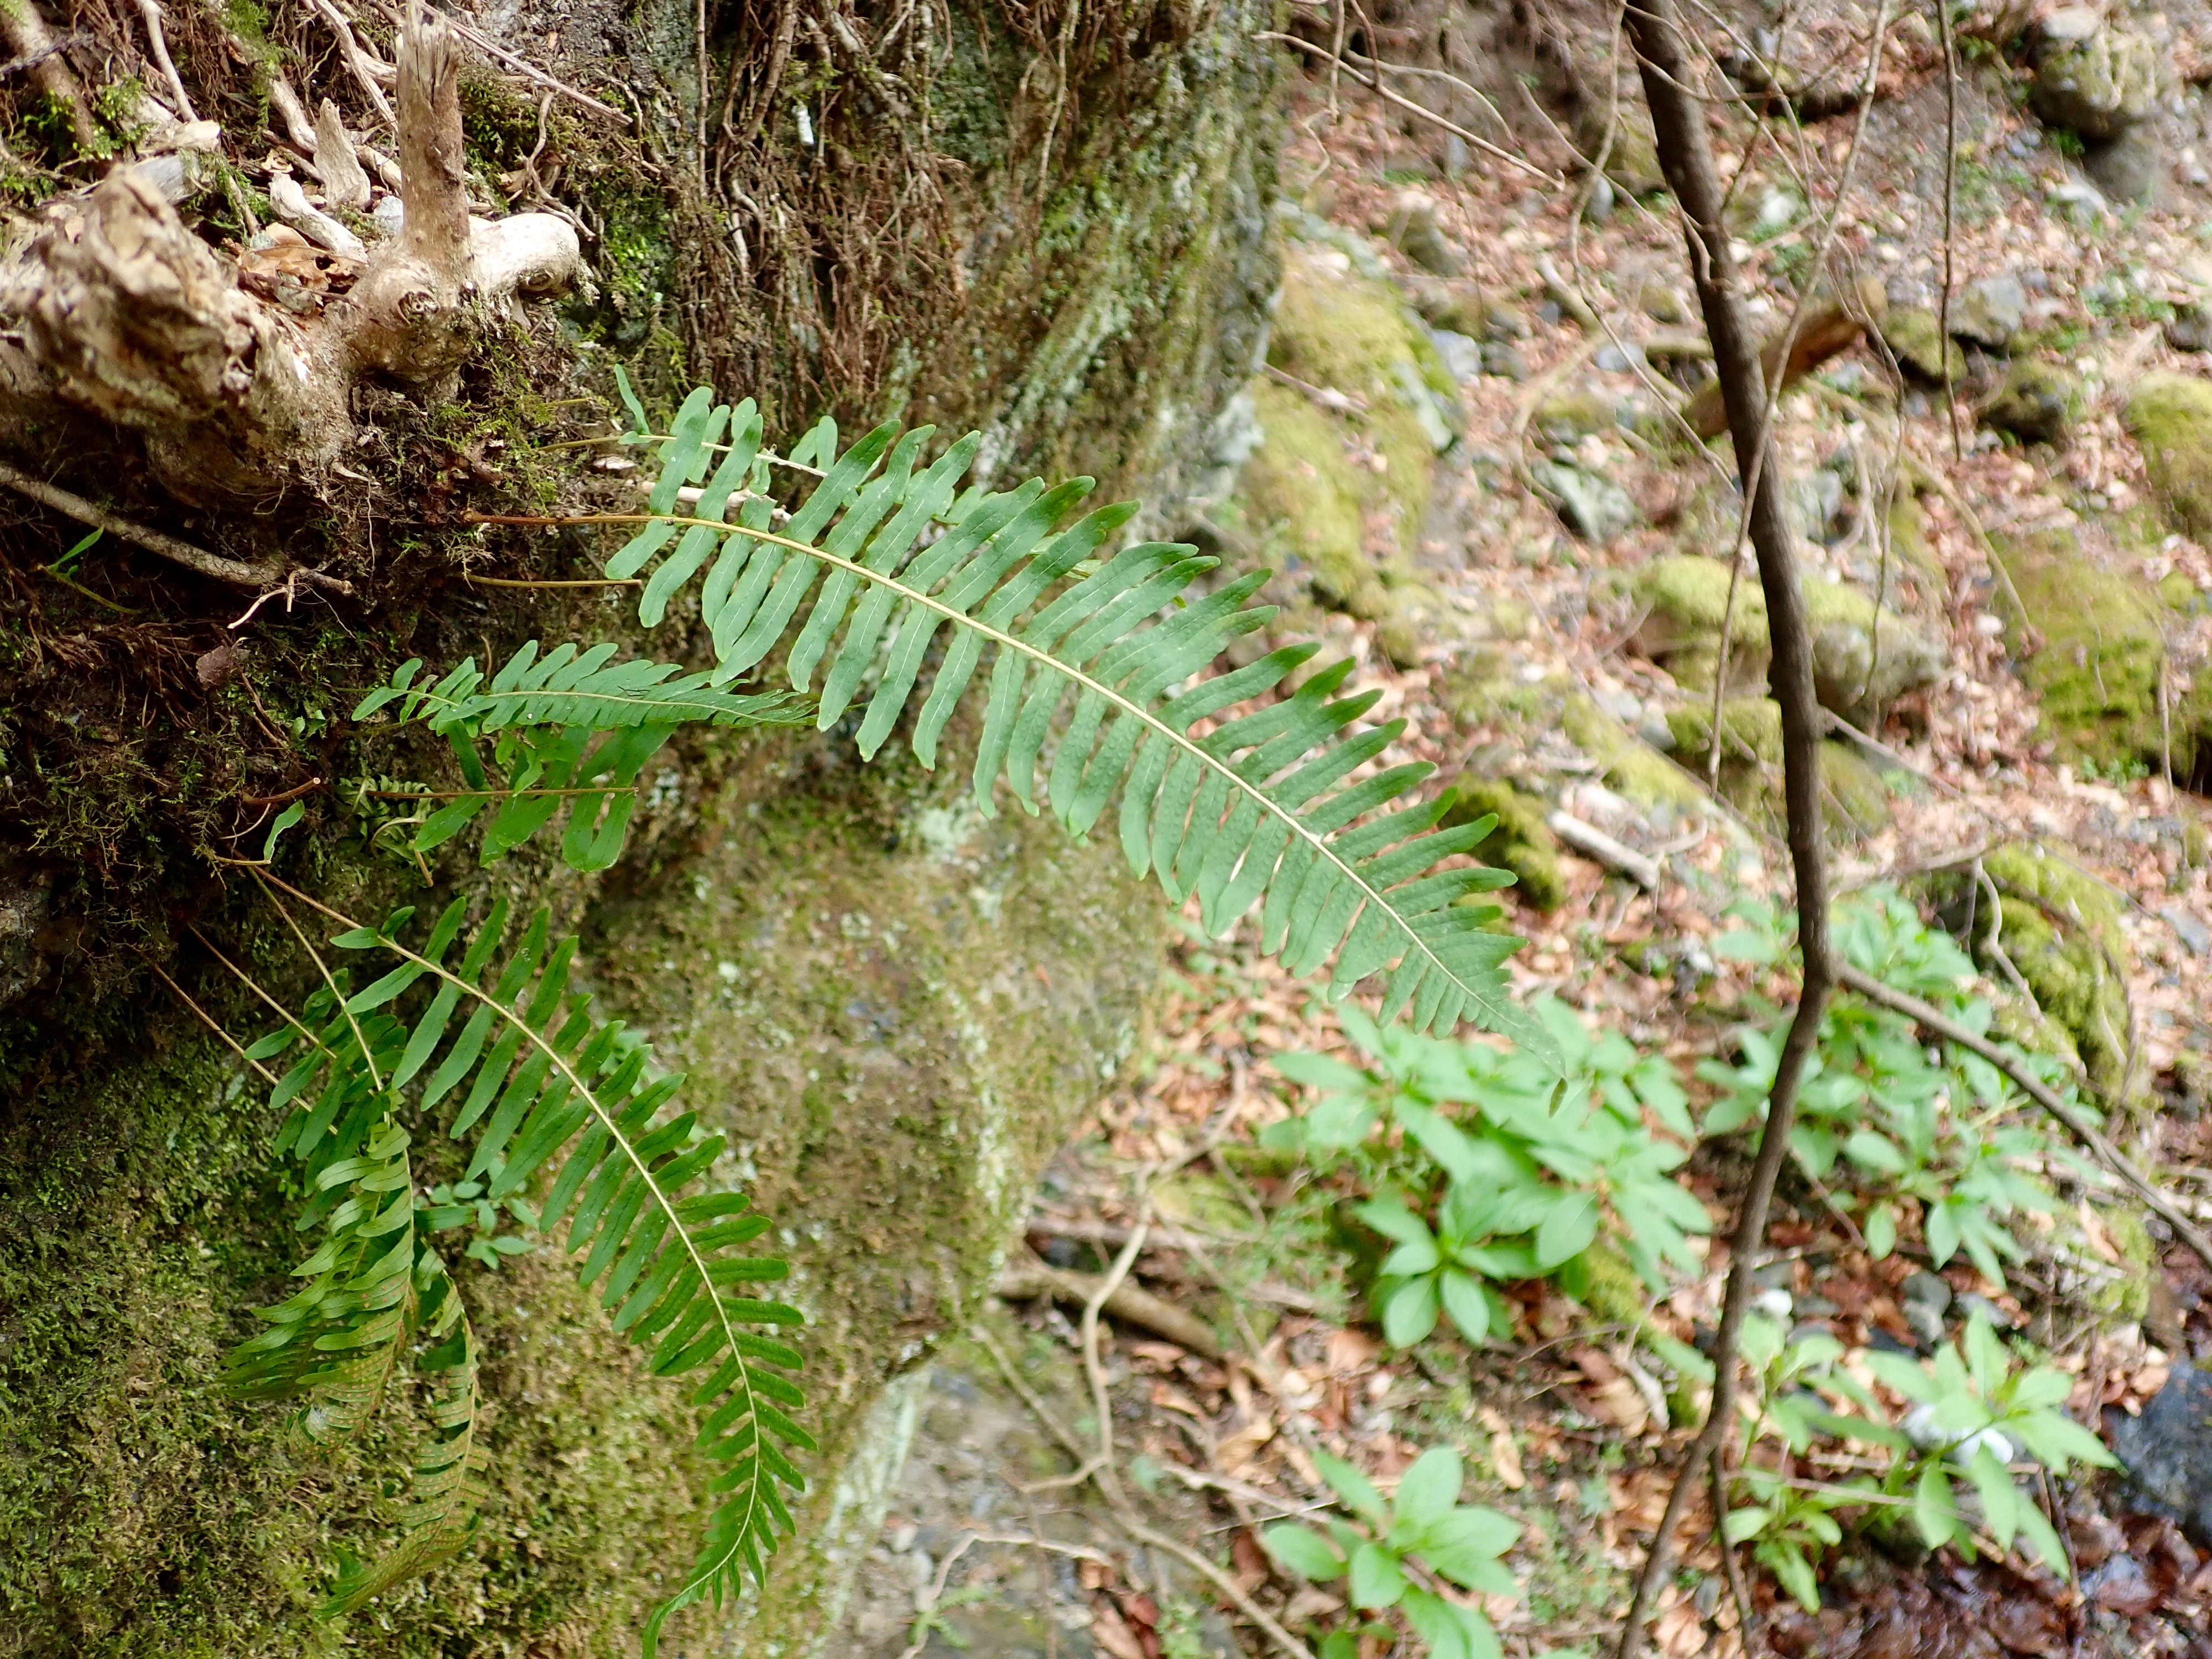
[0,1,581,509]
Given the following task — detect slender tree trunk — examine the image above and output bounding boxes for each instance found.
[1614,2,1837,1651]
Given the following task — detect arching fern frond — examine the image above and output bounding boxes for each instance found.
[230,884,807,1641]
[599,387,1545,1053]
[323,1282,488,1613]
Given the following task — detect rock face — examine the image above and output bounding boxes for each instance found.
[0,0,1282,1653]
[2109,1363,2212,1540]
[2031,7,2161,144]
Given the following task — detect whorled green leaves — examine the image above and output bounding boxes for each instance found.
[230,894,807,1640]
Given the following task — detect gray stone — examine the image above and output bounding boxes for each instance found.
[1531,459,1639,544]
[1430,327,1484,383]
[2163,903,2211,956]
[1950,271,2028,351]
[2108,1361,2212,1539]
[2087,131,2162,206]
[1388,197,1463,277]
[1902,1270,1953,1310]
[1482,342,1530,380]
[2167,305,2212,354]
[2031,7,2161,143]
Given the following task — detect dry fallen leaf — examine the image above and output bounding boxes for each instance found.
[1326,1328,1380,1374]
[1215,1413,1275,1474]
[1477,1406,1525,1490]
[1090,1603,1149,1659]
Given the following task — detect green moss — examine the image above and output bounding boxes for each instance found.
[1882,309,1967,384]
[1989,529,2201,773]
[1979,842,2136,1100]
[1980,358,2081,444]
[1819,740,1895,840]
[1632,554,1944,716]
[2126,372,2212,535]
[2161,570,2207,611]
[1558,694,1710,817]
[1235,243,1453,660]
[0,739,1162,1658]
[1442,778,1566,911]
[1665,696,1782,766]
[1533,389,1616,446]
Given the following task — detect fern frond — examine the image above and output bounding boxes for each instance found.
[324,1307,491,1614]
[607,394,1545,1053]
[254,884,809,1633]
[351,644,810,872]
[227,974,419,1439]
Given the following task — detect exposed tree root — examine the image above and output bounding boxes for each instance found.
[0,2,580,511]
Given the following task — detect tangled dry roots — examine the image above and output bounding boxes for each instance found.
[0,3,581,521]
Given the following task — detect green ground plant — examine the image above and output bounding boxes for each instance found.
[1699,889,2074,1283]
[1262,995,1709,1345]
[1722,1313,2115,1606]
[1260,884,2117,1640]
[1262,1445,1521,1659]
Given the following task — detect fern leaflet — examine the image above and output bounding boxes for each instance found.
[353,640,810,870]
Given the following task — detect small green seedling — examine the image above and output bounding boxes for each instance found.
[1263,1446,1519,1659]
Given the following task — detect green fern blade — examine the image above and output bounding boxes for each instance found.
[1168,769,1235,896]
[320,1319,489,1616]
[1117,731,1173,874]
[605,403,1546,1055]
[321,905,810,1631]
[974,502,1134,630]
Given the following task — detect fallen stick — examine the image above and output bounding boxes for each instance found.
[1547,810,1663,890]
[997,1251,1227,1362]
[1837,962,2212,1275]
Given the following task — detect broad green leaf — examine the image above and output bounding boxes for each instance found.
[1261,1524,1347,1582]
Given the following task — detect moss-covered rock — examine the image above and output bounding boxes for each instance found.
[0,739,1163,1659]
[1231,238,1463,663]
[1441,778,1567,911]
[1977,842,2138,1100]
[2030,7,2161,143]
[1981,358,2081,444]
[1665,695,1782,766]
[2126,372,2212,536]
[1881,308,1968,385]
[1990,528,2212,776]
[1630,554,1947,720]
